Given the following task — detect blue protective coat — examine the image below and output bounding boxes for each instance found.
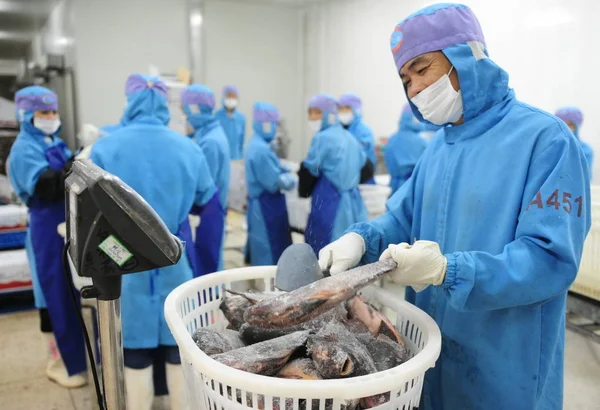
[384,109,428,194]
[216,107,246,160]
[90,75,216,349]
[183,88,231,276]
[245,104,292,266]
[303,124,368,254]
[8,86,87,376]
[346,40,591,409]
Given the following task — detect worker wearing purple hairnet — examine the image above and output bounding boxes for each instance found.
[90,74,216,410]
[245,102,295,265]
[215,85,246,159]
[556,106,594,177]
[299,94,371,254]
[182,84,231,276]
[8,86,87,388]
[318,4,590,409]
[338,93,377,184]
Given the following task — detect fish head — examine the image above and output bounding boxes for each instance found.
[308,333,354,378]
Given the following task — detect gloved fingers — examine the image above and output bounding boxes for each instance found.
[379,248,392,261]
[379,242,410,261]
[318,247,333,271]
[329,260,353,276]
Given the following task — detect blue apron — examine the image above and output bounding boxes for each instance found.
[28,141,86,375]
[192,193,225,277]
[247,191,292,265]
[305,177,341,255]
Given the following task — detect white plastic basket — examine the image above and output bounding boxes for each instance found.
[165,266,441,410]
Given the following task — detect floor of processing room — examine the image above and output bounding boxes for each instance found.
[1,212,599,410]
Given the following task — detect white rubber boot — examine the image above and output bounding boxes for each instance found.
[167,363,188,410]
[43,333,87,388]
[125,366,154,410]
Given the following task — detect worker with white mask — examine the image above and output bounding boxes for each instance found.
[182,84,231,275]
[8,86,87,388]
[318,3,590,409]
[89,74,216,410]
[215,85,246,160]
[338,93,377,183]
[299,94,371,254]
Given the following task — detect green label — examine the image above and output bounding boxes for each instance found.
[98,235,133,266]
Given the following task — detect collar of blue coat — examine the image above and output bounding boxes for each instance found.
[190,117,221,139]
[398,108,423,134]
[122,89,170,126]
[408,42,514,143]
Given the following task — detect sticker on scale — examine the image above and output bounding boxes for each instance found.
[98,235,133,266]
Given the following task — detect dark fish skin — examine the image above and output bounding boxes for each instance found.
[342,318,370,335]
[239,305,349,344]
[244,259,397,328]
[308,322,378,379]
[212,331,311,376]
[219,295,251,331]
[356,333,408,371]
[346,295,404,346]
[192,328,245,355]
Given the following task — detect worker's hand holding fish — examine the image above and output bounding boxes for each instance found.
[317,233,366,275]
[379,240,447,292]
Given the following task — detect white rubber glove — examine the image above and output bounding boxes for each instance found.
[318,233,366,275]
[379,240,447,292]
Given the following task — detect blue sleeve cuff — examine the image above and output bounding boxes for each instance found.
[442,253,458,290]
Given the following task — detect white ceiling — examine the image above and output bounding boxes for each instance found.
[0,0,56,60]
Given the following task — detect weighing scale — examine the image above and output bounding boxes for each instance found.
[65,159,184,409]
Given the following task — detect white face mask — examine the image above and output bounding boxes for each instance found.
[308,119,322,133]
[262,122,272,133]
[224,98,238,110]
[338,112,354,126]
[411,66,463,126]
[34,118,61,135]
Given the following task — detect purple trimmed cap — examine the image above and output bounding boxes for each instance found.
[555,106,583,127]
[223,85,239,97]
[390,3,486,72]
[15,86,58,112]
[308,94,338,114]
[339,93,362,110]
[125,74,168,98]
[181,84,216,109]
[253,102,280,122]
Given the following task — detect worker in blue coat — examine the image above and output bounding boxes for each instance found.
[182,84,231,275]
[215,85,246,160]
[299,94,371,255]
[318,4,590,410]
[555,106,594,178]
[384,104,429,194]
[8,86,87,388]
[90,74,216,410]
[245,102,295,265]
[338,93,377,184]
